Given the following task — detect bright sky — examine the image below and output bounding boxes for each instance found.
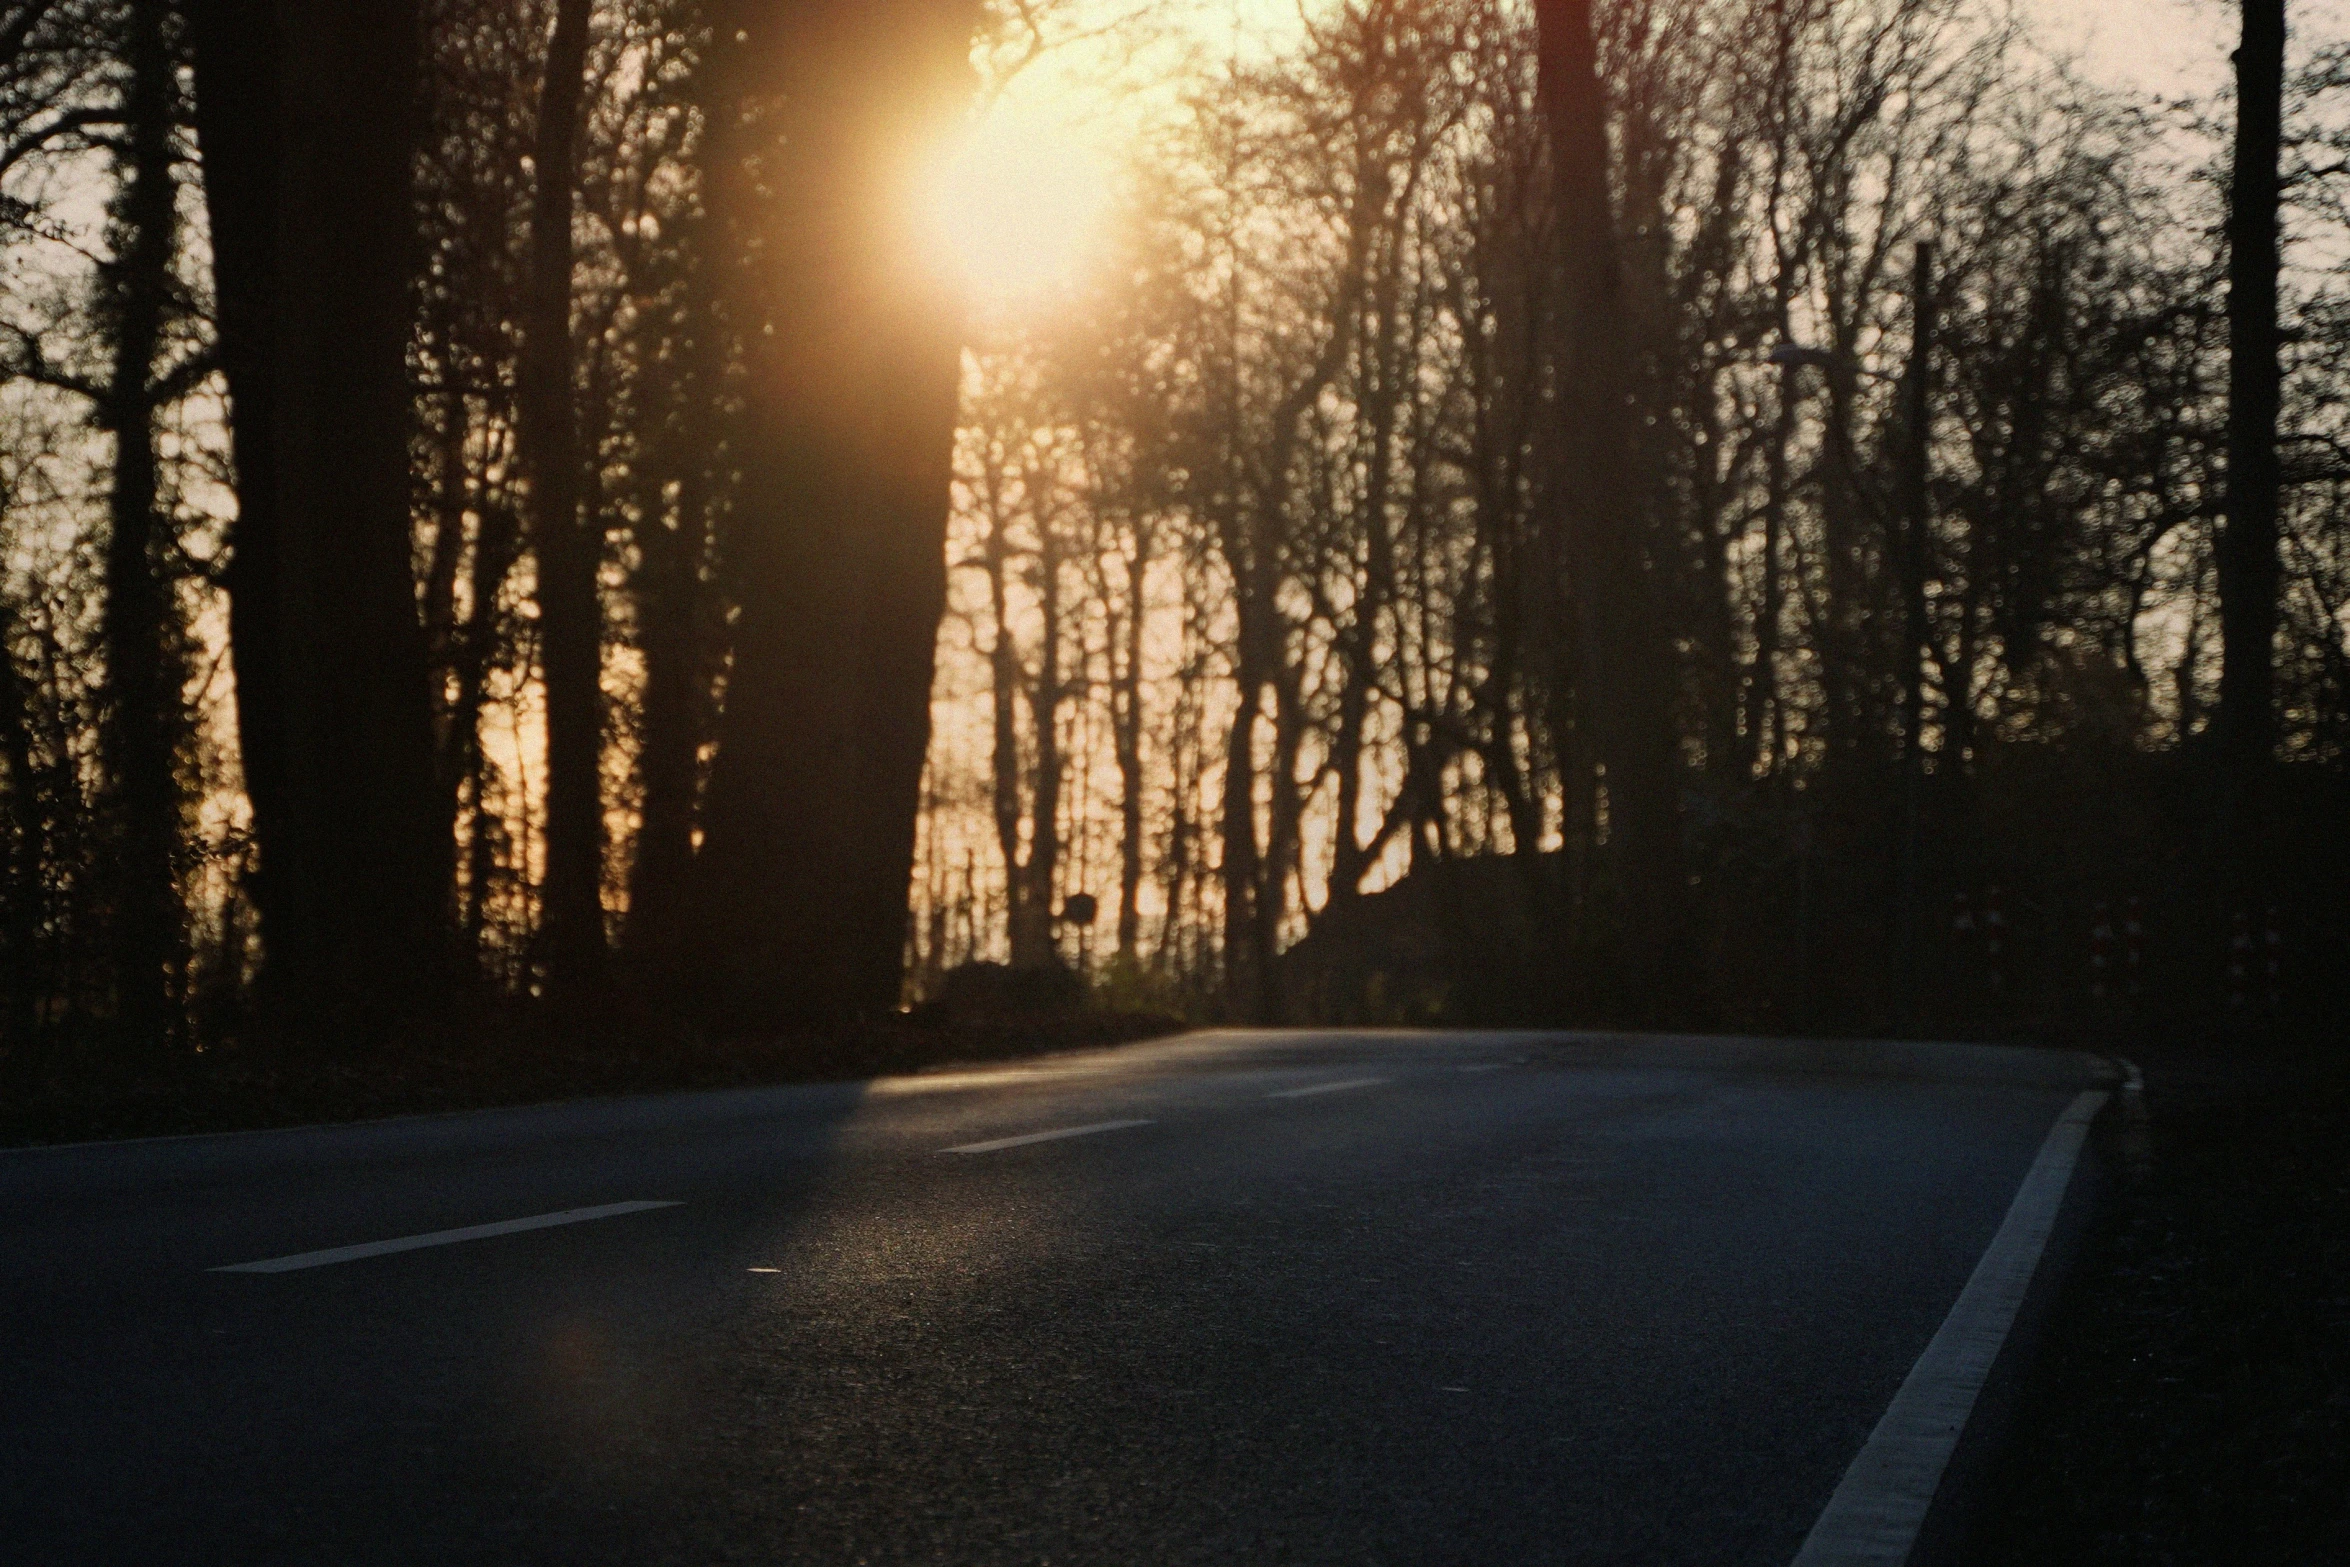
[930,0,2274,303]
[2029,0,2350,97]
[928,0,2350,302]
[2037,0,2232,99]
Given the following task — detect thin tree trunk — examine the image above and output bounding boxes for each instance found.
[623,218,727,980]
[1751,368,1794,777]
[519,0,602,997]
[420,387,467,780]
[1219,683,1263,1019]
[1014,546,1065,968]
[452,481,522,957]
[0,605,45,1047]
[983,511,1026,954]
[1325,662,1372,913]
[1261,665,1304,1020]
[1111,545,1146,957]
[623,430,716,977]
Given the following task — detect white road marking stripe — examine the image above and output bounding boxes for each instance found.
[208,1200,683,1274]
[943,1119,1154,1154]
[1458,1063,1510,1073]
[1790,1089,2109,1566]
[870,1066,1114,1096]
[1266,1077,1390,1099]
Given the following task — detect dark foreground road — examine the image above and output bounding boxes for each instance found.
[1,1031,2110,1565]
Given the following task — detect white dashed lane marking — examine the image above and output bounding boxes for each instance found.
[209,1200,683,1274]
[1266,1077,1391,1099]
[943,1119,1155,1154]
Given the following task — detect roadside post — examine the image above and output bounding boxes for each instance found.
[1951,891,1975,1011]
[1983,885,2006,996]
[2124,897,2145,1000]
[2263,906,2284,1011]
[2228,909,2254,1013]
[2089,901,2114,1006]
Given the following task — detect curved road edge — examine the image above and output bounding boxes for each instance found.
[1792,1085,2114,1566]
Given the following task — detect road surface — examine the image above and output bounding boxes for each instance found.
[0,1030,2110,1564]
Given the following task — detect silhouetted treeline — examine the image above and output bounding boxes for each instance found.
[905,0,2349,1032]
[0,0,2343,1061]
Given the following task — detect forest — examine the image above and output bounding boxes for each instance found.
[1,0,2345,1070]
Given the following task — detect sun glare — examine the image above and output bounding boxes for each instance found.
[915,103,1112,302]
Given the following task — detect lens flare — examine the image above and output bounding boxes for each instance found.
[914,103,1111,301]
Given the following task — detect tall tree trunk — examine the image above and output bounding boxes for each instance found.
[1897,243,1935,779]
[2221,0,2285,833]
[1532,0,1687,1016]
[186,0,284,957]
[190,0,448,1040]
[1219,677,1264,1018]
[1262,663,1303,1020]
[1893,241,1936,1022]
[1111,545,1147,958]
[983,518,1027,953]
[519,0,602,997]
[1012,550,1066,968]
[623,415,717,979]
[1751,366,1793,777]
[0,605,46,1048]
[692,1,980,1027]
[624,216,729,980]
[97,0,183,1048]
[452,484,522,957]
[1325,656,1372,913]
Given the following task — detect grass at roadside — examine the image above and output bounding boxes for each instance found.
[0,1007,1184,1149]
[1966,1040,2350,1563]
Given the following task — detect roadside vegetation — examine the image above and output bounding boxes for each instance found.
[1971,1036,2350,1563]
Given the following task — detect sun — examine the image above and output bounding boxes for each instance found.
[913,101,1112,302]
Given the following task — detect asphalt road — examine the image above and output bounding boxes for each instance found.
[0,1030,2110,1565]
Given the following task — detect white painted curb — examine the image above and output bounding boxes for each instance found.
[1792,1088,2110,1566]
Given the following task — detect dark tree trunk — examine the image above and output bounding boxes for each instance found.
[1013,547,1065,969]
[1325,658,1372,915]
[0,605,45,1048]
[624,215,727,978]
[1110,547,1147,957]
[97,0,184,1048]
[2221,0,2285,826]
[1219,677,1264,1018]
[1893,241,1936,1018]
[1531,0,1687,1015]
[1897,243,1935,777]
[690,1,980,1027]
[623,421,717,979]
[189,0,448,1041]
[983,520,1028,955]
[186,0,284,950]
[1750,365,1794,777]
[519,0,603,997]
[452,487,523,956]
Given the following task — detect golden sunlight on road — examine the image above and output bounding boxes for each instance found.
[913,99,1111,301]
